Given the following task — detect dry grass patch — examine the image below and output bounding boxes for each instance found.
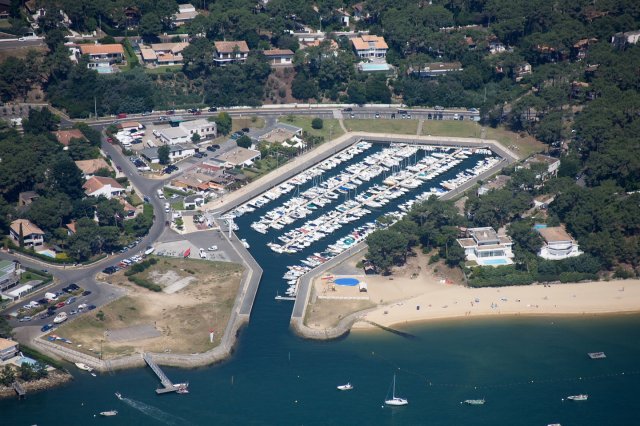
[344,119,418,135]
[49,258,243,359]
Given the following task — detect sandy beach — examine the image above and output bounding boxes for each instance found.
[352,276,640,330]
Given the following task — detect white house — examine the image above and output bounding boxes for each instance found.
[0,338,19,361]
[78,44,124,65]
[172,3,199,27]
[82,176,125,199]
[159,127,190,145]
[537,226,582,260]
[263,49,295,66]
[215,146,261,168]
[180,119,217,140]
[213,41,250,66]
[0,260,20,293]
[141,145,196,163]
[351,34,388,59]
[9,219,44,249]
[184,194,205,209]
[457,227,514,266]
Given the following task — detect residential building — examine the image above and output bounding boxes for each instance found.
[9,219,44,248]
[172,3,199,27]
[0,338,19,361]
[74,158,113,178]
[457,227,514,266]
[249,122,303,144]
[78,44,125,65]
[215,147,261,168]
[537,226,582,260]
[180,119,217,140]
[0,260,19,293]
[171,172,215,192]
[53,128,85,147]
[573,38,597,59]
[351,34,388,59]
[184,194,205,209]
[213,41,250,66]
[17,191,39,207]
[477,175,511,196]
[409,62,463,78]
[515,62,532,81]
[352,2,369,21]
[66,221,77,235]
[532,194,555,210]
[141,145,196,163]
[523,154,560,178]
[117,121,143,132]
[82,176,125,199]
[140,42,189,67]
[611,30,640,48]
[263,49,295,66]
[489,41,506,54]
[118,198,137,218]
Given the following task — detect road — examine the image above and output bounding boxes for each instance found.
[0,38,44,50]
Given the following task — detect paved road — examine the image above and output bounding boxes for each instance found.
[0,38,44,50]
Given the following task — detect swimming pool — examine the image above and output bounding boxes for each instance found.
[334,278,360,286]
[359,63,391,72]
[533,224,548,230]
[481,258,509,265]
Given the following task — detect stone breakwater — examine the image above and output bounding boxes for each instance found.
[0,370,73,399]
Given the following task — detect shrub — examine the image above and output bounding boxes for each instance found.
[127,276,162,292]
[311,117,323,129]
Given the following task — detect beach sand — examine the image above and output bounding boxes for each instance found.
[352,275,640,330]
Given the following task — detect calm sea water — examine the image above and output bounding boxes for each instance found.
[3,143,640,425]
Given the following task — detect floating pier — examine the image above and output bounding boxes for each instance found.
[143,353,183,394]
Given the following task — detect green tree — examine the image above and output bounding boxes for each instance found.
[311,118,323,129]
[214,112,232,135]
[139,13,162,42]
[191,133,201,143]
[157,145,170,165]
[236,135,252,149]
[0,365,15,386]
[22,108,60,134]
[366,229,409,273]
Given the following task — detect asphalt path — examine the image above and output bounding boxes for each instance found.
[0,38,44,50]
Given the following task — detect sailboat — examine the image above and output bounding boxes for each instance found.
[384,375,408,406]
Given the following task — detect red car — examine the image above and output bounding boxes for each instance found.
[193,111,202,115]
[117,113,127,119]
[55,302,66,309]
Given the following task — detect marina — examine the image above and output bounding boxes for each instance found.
[229,140,501,299]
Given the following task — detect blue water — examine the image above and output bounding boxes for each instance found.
[335,278,360,286]
[3,142,640,425]
[360,63,391,72]
[534,224,548,230]
[481,258,510,265]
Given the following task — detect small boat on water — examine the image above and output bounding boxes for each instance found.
[462,398,485,405]
[588,352,606,359]
[337,383,353,391]
[566,394,588,401]
[384,375,408,406]
[99,410,118,416]
[75,362,93,372]
[115,392,123,400]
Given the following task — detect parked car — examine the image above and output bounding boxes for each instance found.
[206,145,217,152]
[117,113,128,119]
[55,302,66,309]
[66,297,77,305]
[343,107,353,112]
[212,144,221,149]
[241,127,250,133]
[199,248,207,259]
[208,107,217,112]
[434,105,444,111]
[69,310,78,315]
[19,316,32,322]
[87,305,97,311]
[82,290,92,296]
[167,110,175,115]
[41,323,54,332]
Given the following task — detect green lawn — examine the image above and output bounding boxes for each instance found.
[232,117,266,132]
[279,116,344,142]
[420,120,545,159]
[343,119,419,135]
[145,65,182,74]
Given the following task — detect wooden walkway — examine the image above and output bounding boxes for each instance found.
[12,381,26,398]
[143,353,179,394]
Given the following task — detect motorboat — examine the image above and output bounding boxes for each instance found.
[566,394,588,401]
[337,383,353,391]
[462,399,485,405]
[115,392,123,400]
[75,362,93,372]
[99,410,118,416]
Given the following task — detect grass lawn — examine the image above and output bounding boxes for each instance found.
[343,119,419,135]
[232,116,265,132]
[420,120,545,159]
[19,270,47,284]
[279,115,344,142]
[144,65,182,74]
[50,258,243,358]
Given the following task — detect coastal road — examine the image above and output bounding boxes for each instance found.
[0,38,44,50]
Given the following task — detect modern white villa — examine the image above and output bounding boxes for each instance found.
[457,227,514,266]
[537,226,582,260]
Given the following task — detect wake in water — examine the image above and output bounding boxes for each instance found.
[118,395,192,425]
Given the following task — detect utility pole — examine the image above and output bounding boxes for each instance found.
[94,96,97,118]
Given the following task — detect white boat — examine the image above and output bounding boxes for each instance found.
[75,362,93,372]
[566,394,588,401]
[588,352,606,359]
[384,375,408,406]
[53,312,68,324]
[462,398,485,405]
[337,383,353,391]
[115,392,123,400]
[99,410,118,416]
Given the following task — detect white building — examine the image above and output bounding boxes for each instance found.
[0,260,19,293]
[457,227,514,267]
[213,41,250,66]
[537,226,582,260]
[172,3,199,27]
[0,338,19,361]
[351,34,388,59]
[82,176,125,199]
[141,145,196,163]
[180,119,217,140]
[159,127,190,145]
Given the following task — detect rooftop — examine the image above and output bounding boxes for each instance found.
[79,44,124,55]
[263,49,294,57]
[0,337,18,351]
[180,118,213,131]
[10,218,44,236]
[351,34,388,50]
[214,40,250,53]
[160,127,188,139]
[468,227,500,243]
[53,129,85,146]
[538,226,574,243]
[216,146,261,166]
[82,176,124,193]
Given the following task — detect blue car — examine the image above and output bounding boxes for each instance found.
[41,323,54,332]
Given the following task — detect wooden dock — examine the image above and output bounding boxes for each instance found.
[143,353,180,394]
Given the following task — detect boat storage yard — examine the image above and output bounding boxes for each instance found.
[229,140,502,300]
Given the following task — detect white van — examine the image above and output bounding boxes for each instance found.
[164,202,170,213]
[157,189,165,199]
[152,129,160,137]
[45,292,58,301]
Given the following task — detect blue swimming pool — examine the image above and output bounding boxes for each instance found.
[481,258,509,265]
[534,224,548,230]
[334,278,360,286]
[359,63,391,72]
